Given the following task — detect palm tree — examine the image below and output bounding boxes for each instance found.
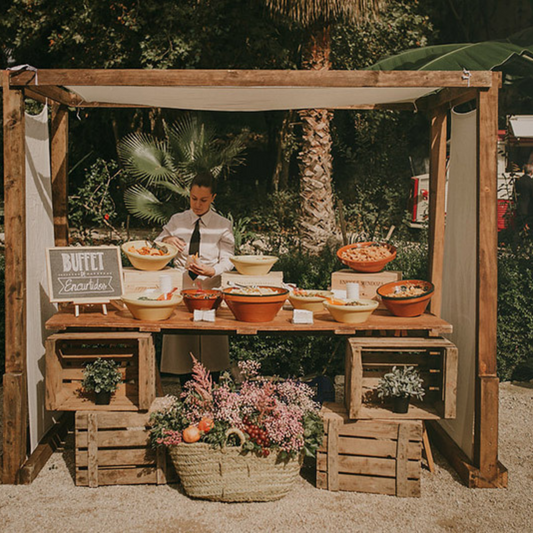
[264,0,384,253]
[118,114,247,224]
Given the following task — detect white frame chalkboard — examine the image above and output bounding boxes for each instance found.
[46,246,124,303]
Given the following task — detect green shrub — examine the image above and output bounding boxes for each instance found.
[497,239,533,381]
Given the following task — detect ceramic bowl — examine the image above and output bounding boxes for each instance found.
[222,286,289,322]
[323,298,379,324]
[289,290,334,313]
[337,242,396,273]
[122,240,178,271]
[121,292,183,321]
[229,255,279,276]
[376,280,434,317]
[181,289,222,313]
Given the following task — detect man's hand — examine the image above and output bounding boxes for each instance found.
[189,261,215,278]
[162,236,186,253]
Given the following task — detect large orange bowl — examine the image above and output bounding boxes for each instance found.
[181,289,222,313]
[376,280,434,317]
[337,242,396,273]
[222,286,289,323]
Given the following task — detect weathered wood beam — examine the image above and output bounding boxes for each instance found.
[21,85,79,106]
[2,71,28,484]
[474,71,500,482]
[50,103,69,246]
[428,107,448,316]
[417,87,478,113]
[8,69,495,88]
[19,413,73,484]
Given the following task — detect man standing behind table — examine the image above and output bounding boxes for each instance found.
[515,163,533,232]
[156,171,234,383]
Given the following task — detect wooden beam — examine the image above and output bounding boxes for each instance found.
[22,85,79,107]
[426,420,507,488]
[50,103,69,246]
[474,71,500,481]
[2,373,27,484]
[417,87,478,113]
[19,413,73,484]
[8,69,495,89]
[2,72,28,484]
[428,107,448,316]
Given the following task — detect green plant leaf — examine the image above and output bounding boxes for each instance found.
[124,184,178,224]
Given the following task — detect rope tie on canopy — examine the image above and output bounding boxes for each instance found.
[461,68,472,87]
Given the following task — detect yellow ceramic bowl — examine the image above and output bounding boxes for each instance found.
[289,290,334,313]
[121,292,183,321]
[122,240,178,271]
[324,298,379,324]
[229,255,279,276]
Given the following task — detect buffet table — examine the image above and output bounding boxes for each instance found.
[45,305,452,336]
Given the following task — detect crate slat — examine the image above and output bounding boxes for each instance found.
[76,467,159,486]
[316,453,419,478]
[317,471,420,496]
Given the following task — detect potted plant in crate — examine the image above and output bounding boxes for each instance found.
[82,358,123,405]
[376,366,425,413]
[149,357,324,502]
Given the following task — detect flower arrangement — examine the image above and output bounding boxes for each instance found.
[149,357,324,459]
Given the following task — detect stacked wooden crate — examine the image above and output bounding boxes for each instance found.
[317,335,458,497]
[46,331,173,487]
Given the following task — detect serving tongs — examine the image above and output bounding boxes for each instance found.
[146,240,168,254]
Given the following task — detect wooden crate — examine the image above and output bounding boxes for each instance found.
[122,266,183,294]
[221,271,284,288]
[46,332,156,412]
[345,337,458,420]
[75,411,176,487]
[317,403,422,497]
[331,270,402,302]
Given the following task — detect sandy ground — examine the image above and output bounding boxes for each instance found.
[0,381,531,533]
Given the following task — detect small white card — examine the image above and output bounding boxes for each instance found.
[292,309,313,324]
[331,289,347,300]
[193,309,216,322]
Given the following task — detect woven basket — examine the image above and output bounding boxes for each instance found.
[168,428,302,502]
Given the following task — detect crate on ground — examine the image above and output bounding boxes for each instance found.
[46,331,156,412]
[317,403,422,497]
[345,337,458,420]
[75,410,177,487]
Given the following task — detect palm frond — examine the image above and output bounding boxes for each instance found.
[265,0,384,26]
[167,115,218,166]
[118,133,178,186]
[124,184,178,225]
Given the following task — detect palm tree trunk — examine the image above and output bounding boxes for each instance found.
[298,24,336,253]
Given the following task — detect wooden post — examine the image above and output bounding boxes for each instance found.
[2,71,28,484]
[428,107,448,316]
[50,103,69,246]
[474,73,500,484]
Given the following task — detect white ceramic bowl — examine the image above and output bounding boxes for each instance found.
[289,290,334,313]
[121,292,183,321]
[122,240,178,271]
[324,298,379,324]
[229,255,279,276]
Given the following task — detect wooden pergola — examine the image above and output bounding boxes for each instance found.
[2,69,507,488]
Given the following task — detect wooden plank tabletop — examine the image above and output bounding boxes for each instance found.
[45,305,453,336]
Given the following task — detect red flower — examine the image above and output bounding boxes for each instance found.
[104,214,110,221]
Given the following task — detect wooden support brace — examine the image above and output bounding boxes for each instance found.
[87,412,99,488]
[395,423,410,497]
[326,418,341,491]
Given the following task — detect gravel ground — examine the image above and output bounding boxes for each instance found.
[0,381,531,533]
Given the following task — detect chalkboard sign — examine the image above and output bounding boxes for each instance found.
[46,246,124,303]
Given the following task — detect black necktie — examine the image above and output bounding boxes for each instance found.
[188,218,201,280]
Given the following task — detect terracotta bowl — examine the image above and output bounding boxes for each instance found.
[289,290,334,313]
[376,280,435,317]
[323,298,379,324]
[222,286,289,323]
[229,255,279,276]
[122,240,178,271]
[121,292,183,321]
[181,289,222,313]
[337,242,396,273]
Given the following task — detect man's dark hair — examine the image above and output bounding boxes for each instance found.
[191,171,216,193]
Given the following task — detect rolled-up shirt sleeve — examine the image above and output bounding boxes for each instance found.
[213,222,235,277]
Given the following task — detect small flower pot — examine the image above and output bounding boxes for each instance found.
[392,396,410,414]
[95,391,112,405]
